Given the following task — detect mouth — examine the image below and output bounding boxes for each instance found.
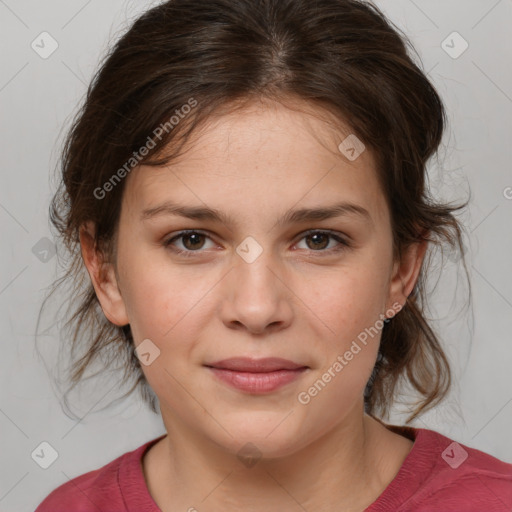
[205,357,308,372]
[204,357,309,393]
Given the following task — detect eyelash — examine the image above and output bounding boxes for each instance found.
[162,229,350,258]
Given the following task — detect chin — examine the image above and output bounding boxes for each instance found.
[212,419,305,461]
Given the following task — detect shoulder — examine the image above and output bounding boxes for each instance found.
[34,455,126,512]
[405,428,512,511]
[34,437,160,512]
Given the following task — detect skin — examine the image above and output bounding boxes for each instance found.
[80,97,427,512]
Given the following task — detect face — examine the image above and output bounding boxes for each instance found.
[82,98,423,459]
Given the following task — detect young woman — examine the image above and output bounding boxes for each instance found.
[35,0,512,510]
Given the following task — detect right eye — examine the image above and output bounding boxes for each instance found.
[163,230,217,256]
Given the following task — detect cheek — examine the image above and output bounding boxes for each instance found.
[119,252,216,343]
[310,263,389,335]
[297,260,389,397]
[295,268,385,416]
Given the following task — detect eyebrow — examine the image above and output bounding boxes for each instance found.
[140,200,373,227]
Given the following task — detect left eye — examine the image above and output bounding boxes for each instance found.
[163,230,349,256]
[295,230,348,252]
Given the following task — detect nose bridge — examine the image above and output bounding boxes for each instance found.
[223,236,292,332]
[233,237,280,301]
[237,248,274,288]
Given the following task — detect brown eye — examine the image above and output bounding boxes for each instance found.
[164,230,215,255]
[305,232,330,250]
[295,230,350,254]
[181,232,206,250]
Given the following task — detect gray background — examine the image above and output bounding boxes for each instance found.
[1,0,511,510]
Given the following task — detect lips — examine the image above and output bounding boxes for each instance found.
[205,357,309,393]
[205,357,308,372]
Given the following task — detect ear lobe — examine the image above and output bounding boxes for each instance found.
[387,238,428,313]
[79,222,129,327]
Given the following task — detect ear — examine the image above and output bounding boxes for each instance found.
[79,221,129,326]
[386,237,428,316]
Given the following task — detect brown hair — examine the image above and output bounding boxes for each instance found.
[37,0,470,424]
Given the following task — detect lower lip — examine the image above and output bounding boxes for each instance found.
[207,367,307,393]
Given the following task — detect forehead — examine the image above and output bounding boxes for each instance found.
[122,99,388,224]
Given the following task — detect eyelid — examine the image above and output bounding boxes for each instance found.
[163,229,218,252]
[293,229,350,253]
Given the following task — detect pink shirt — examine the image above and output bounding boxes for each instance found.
[35,425,512,511]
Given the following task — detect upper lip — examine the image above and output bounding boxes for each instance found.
[205,357,308,373]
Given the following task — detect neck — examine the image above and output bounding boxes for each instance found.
[143,404,413,512]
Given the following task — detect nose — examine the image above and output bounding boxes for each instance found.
[220,250,294,335]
